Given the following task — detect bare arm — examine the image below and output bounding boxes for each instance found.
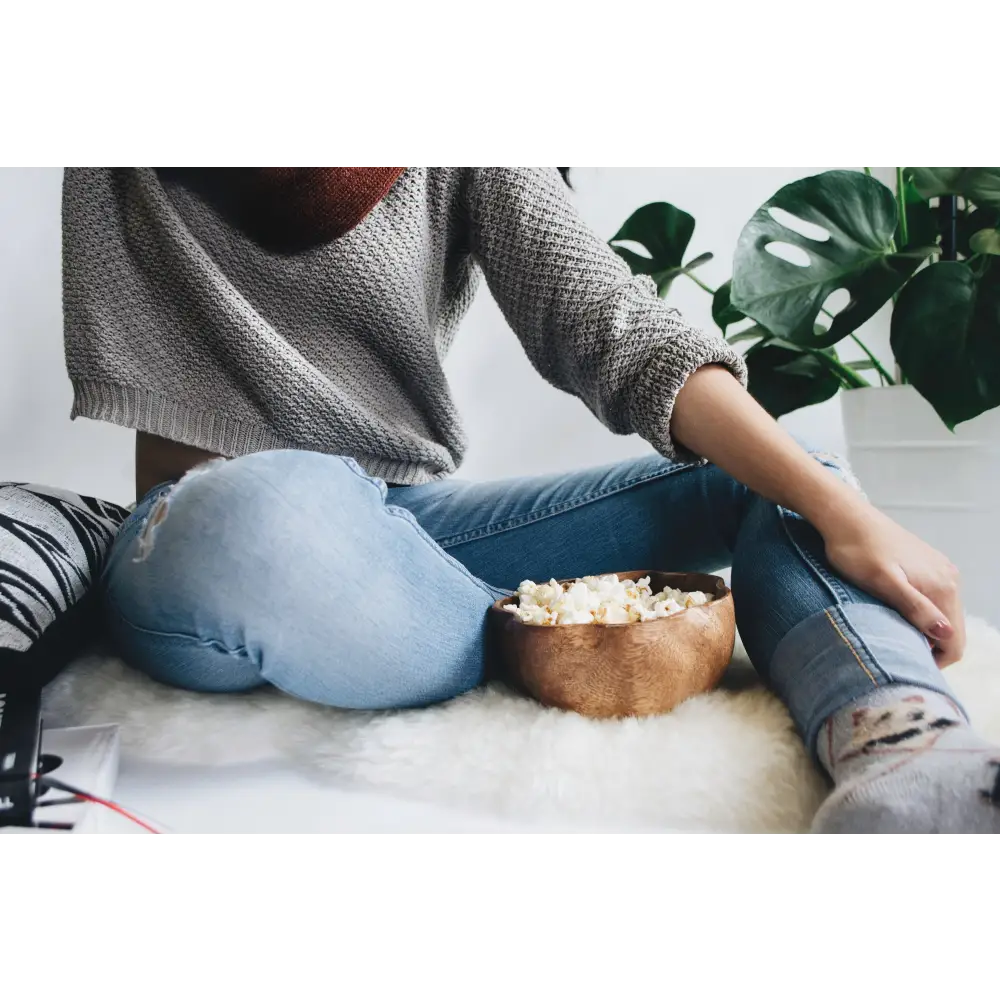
[672,365,964,666]
[464,169,962,664]
[671,365,860,523]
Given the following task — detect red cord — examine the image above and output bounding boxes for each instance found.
[66,789,161,834]
[35,775,162,834]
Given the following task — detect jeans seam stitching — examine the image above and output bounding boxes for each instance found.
[778,507,852,606]
[836,606,904,687]
[823,609,879,687]
[105,594,254,658]
[436,463,698,548]
[774,451,857,607]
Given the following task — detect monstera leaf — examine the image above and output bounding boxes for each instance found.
[891,261,1000,429]
[610,202,712,296]
[712,280,745,333]
[910,168,1000,210]
[742,331,870,417]
[744,340,843,417]
[731,170,929,349]
[957,208,1000,257]
[727,325,770,345]
[970,229,1000,255]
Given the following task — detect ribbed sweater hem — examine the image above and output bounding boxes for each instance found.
[69,378,448,487]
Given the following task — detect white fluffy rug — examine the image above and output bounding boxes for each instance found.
[42,618,1000,833]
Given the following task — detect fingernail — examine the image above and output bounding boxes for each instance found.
[928,620,952,640]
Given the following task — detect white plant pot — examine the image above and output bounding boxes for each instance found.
[841,385,1000,627]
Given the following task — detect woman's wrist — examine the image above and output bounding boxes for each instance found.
[671,366,874,538]
[789,463,873,536]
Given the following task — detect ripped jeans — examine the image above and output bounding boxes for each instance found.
[101,450,957,755]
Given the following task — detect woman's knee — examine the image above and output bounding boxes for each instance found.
[733,436,862,506]
[106,451,369,628]
[103,449,493,708]
[156,450,380,539]
[793,440,863,494]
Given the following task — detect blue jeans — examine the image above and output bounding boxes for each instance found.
[101,449,957,755]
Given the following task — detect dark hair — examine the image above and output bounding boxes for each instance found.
[558,168,571,188]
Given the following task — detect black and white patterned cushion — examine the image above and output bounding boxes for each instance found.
[1,483,129,691]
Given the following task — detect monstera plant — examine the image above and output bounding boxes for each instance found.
[610,168,1000,429]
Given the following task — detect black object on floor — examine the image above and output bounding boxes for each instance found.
[0,685,42,827]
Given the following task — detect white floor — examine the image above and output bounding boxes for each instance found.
[113,760,616,834]
[48,611,1000,835]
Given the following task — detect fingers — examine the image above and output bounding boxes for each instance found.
[875,568,964,668]
[927,570,965,668]
[890,566,965,669]
[880,568,950,636]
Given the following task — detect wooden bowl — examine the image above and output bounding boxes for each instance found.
[488,571,735,719]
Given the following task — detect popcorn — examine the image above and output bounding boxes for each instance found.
[503,575,713,626]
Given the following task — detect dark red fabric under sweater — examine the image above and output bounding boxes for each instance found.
[156,167,406,250]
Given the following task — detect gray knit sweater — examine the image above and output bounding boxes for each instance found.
[62,168,747,486]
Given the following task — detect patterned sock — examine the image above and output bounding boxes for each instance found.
[811,685,1000,834]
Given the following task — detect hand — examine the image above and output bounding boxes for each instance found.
[669,367,965,666]
[819,503,965,667]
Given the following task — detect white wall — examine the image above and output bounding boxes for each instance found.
[1,168,134,503]
[1,167,882,506]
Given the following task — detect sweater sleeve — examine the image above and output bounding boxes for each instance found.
[465,167,748,462]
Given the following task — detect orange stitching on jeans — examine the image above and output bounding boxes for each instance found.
[824,609,878,687]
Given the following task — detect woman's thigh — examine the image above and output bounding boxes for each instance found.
[102,451,504,709]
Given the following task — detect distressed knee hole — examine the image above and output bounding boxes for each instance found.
[133,457,229,563]
[809,449,864,496]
